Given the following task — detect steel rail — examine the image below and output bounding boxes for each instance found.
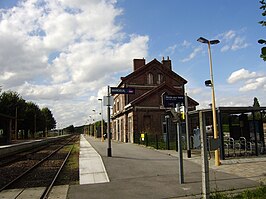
[0,136,75,192]
[41,144,75,199]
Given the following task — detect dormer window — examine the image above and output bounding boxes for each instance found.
[147,73,154,84]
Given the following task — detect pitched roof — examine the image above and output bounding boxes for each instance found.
[118,58,187,87]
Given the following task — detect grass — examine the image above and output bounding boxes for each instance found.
[56,139,80,185]
[210,186,266,199]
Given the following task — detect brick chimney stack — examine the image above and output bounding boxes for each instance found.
[162,56,172,70]
[133,58,145,71]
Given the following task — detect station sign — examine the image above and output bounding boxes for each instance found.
[103,96,114,106]
[162,94,184,108]
[110,87,135,94]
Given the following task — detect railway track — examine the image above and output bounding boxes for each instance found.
[0,135,79,198]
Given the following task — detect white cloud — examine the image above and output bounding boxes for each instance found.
[165,44,177,55]
[223,30,236,41]
[227,68,266,93]
[239,77,266,92]
[227,68,257,84]
[0,0,149,127]
[217,30,249,52]
[181,40,191,48]
[181,47,202,62]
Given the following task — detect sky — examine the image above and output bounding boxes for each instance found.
[0,0,265,128]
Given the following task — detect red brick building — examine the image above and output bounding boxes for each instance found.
[111,57,198,143]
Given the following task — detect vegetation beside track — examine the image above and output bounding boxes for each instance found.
[56,137,80,185]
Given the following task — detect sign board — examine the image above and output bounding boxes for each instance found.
[208,137,220,151]
[162,94,184,108]
[141,133,145,141]
[110,87,135,95]
[103,96,114,106]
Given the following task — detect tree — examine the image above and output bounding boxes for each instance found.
[252,97,262,120]
[258,0,266,61]
[0,91,26,138]
[253,97,260,107]
[41,107,56,133]
[64,125,75,134]
[0,90,57,139]
[0,91,26,117]
[23,102,40,138]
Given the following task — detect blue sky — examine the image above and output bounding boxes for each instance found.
[0,0,265,127]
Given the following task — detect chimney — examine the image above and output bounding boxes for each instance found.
[133,58,145,71]
[162,56,172,70]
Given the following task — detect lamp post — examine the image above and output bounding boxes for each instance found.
[98,98,104,142]
[92,109,96,138]
[197,37,220,166]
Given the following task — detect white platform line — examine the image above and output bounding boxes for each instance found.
[79,134,109,185]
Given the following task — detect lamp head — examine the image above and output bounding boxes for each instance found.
[210,40,220,45]
[197,37,209,44]
[197,37,220,45]
[205,80,212,87]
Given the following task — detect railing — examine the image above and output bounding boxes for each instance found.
[138,133,187,150]
[224,136,265,157]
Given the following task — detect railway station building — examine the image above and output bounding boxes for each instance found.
[111,57,198,143]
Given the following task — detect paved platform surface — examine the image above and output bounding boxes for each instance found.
[1,135,265,199]
[68,135,266,199]
[79,134,109,184]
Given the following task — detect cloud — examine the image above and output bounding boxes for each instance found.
[181,47,202,62]
[218,30,249,52]
[181,40,191,48]
[239,77,266,92]
[227,68,257,84]
[227,68,266,93]
[165,44,177,55]
[0,0,149,127]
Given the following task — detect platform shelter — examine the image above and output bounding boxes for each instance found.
[188,106,266,160]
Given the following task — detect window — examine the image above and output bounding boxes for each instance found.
[117,100,120,112]
[147,73,154,84]
[158,73,163,84]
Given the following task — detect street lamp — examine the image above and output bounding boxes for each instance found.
[98,98,104,142]
[92,110,96,138]
[197,37,220,166]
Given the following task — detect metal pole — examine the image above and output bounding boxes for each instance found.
[99,99,104,142]
[185,93,191,158]
[177,104,184,184]
[15,107,18,140]
[207,42,220,166]
[107,86,112,157]
[165,115,170,150]
[252,111,258,156]
[199,111,210,199]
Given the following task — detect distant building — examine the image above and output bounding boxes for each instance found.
[111,57,198,143]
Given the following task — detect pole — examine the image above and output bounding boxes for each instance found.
[34,113,37,138]
[101,101,104,142]
[199,111,210,199]
[177,104,184,184]
[185,93,191,158]
[207,42,220,166]
[98,99,104,142]
[15,107,18,140]
[107,86,112,157]
[165,115,170,150]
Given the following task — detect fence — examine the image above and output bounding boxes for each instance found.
[138,133,187,151]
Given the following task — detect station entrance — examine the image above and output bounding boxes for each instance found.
[188,107,266,160]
